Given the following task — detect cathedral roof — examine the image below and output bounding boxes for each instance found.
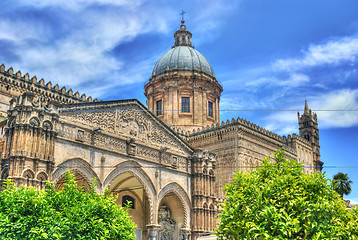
[151,19,215,78]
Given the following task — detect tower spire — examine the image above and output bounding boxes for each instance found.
[173,11,193,48]
[304,99,310,114]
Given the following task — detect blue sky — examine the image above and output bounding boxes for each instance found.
[1,0,358,203]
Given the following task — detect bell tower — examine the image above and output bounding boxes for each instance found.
[298,100,323,171]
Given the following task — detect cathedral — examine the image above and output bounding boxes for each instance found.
[0,19,322,240]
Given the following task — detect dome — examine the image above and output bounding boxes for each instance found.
[151,46,215,78]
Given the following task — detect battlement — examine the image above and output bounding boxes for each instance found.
[283,133,312,147]
[0,63,98,104]
[188,116,283,141]
[184,117,301,156]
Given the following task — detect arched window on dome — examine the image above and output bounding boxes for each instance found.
[176,37,179,45]
[182,36,185,44]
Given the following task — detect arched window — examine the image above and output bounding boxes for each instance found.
[182,36,185,44]
[122,195,135,209]
[1,167,9,180]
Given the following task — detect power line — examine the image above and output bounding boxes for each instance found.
[52,165,355,169]
[46,109,358,112]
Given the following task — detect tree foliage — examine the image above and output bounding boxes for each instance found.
[0,171,136,240]
[217,149,358,240]
[333,172,353,198]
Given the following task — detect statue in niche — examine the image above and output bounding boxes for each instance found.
[158,205,175,240]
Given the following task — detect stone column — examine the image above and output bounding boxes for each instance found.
[181,228,191,240]
[147,224,160,240]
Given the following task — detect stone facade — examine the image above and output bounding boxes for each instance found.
[0,19,322,240]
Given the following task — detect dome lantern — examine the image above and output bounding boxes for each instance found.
[173,18,193,48]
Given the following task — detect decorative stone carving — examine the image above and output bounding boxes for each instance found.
[60,104,188,154]
[61,111,115,132]
[29,117,40,127]
[76,129,85,142]
[158,205,175,240]
[118,109,149,141]
[94,134,126,153]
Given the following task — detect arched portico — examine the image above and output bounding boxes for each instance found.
[52,158,101,192]
[103,160,157,240]
[157,182,191,240]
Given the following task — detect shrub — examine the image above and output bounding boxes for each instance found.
[0,171,136,240]
[217,149,358,240]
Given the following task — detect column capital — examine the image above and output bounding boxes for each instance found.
[146,224,160,240]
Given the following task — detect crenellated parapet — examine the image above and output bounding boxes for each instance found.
[189,116,283,141]
[0,63,97,115]
[1,91,59,189]
[283,133,311,148]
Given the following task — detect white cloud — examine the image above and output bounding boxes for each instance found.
[263,111,300,136]
[278,73,310,87]
[245,73,310,88]
[15,0,142,11]
[0,20,49,43]
[311,89,358,128]
[1,1,175,99]
[0,0,242,102]
[260,89,358,136]
[273,36,358,72]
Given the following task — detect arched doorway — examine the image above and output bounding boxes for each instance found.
[157,183,191,240]
[51,158,102,193]
[107,171,151,240]
[54,170,91,191]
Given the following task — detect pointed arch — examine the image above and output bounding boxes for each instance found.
[1,167,9,180]
[51,158,101,191]
[103,160,157,224]
[157,182,191,229]
[22,168,35,178]
[35,170,48,181]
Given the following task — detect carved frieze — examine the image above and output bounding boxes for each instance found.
[59,105,188,154]
[61,111,115,132]
[94,134,126,153]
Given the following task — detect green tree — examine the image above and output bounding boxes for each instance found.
[217,149,358,240]
[333,172,353,199]
[0,171,136,240]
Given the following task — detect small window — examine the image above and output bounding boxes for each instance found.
[208,101,213,117]
[177,37,179,44]
[122,195,135,209]
[156,100,162,116]
[181,97,190,113]
[182,36,185,44]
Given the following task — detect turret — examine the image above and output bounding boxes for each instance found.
[298,100,322,171]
